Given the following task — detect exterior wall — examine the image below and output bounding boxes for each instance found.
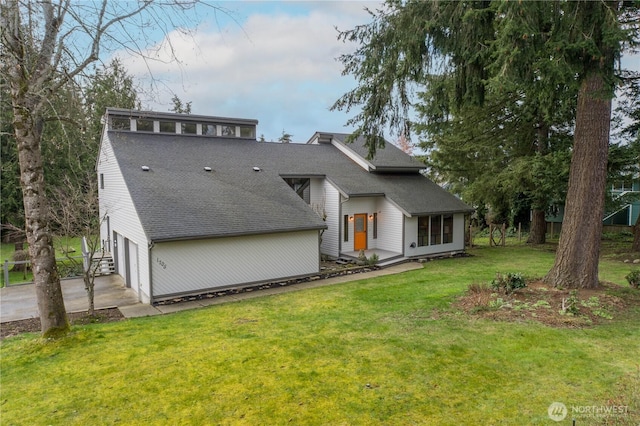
[310,178,340,258]
[150,230,320,298]
[374,198,404,254]
[97,133,151,303]
[341,196,404,254]
[404,213,466,257]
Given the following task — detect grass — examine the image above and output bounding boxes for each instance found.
[0,237,83,286]
[1,238,639,425]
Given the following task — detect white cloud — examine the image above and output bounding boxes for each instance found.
[115,2,382,141]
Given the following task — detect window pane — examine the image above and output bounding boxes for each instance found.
[182,122,197,134]
[443,214,453,244]
[373,213,377,239]
[418,216,429,247]
[137,119,153,131]
[344,215,349,242]
[240,126,255,138]
[159,121,174,133]
[112,118,130,130]
[430,215,441,245]
[202,124,216,135]
[221,125,235,136]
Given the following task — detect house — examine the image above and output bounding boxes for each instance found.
[547,177,640,233]
[603,178,640,227]
[97,108,474,303]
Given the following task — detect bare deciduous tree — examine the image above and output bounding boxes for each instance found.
[49,174,105,315]
[1,0,229,336]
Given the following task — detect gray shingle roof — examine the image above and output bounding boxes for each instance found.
[107,131,472,242]
[330,133,426,171]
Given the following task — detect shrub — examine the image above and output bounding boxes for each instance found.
[468,282,492,294]
[626,270,640,289]
[367,253,379,266]
[490,272,526,294]
[561,290,580,315]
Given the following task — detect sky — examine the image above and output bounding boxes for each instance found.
[109,1,640,144]
[111,1,383,143]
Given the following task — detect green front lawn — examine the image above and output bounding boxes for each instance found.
[1,240,639,425]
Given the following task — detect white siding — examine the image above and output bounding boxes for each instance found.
[310,178,340,258]
[97,133,151,303]
[374,197,404,253]
[340,197,404,254]
[404,213,466,257]
[341,197,379,252]
[150,230,320,298]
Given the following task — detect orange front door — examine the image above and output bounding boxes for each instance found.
[354,213,367,251]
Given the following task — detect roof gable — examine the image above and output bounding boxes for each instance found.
[325,133,425,173]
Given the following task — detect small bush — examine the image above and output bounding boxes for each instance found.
[468,282,492,294]
[560,290,580,315]
[490,272,526,294]
[367,253,379,266]
[489,298,510,309]
[626,270,640,289]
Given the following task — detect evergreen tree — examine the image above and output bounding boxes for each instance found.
[332,0,639,288]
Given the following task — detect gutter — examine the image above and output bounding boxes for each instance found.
[149,224,328,244]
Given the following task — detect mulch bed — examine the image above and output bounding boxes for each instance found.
[1,307,125,339]
[454,280,640,328]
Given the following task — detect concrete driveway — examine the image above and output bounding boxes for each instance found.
[1,262,426,323]
[1,274,139,322]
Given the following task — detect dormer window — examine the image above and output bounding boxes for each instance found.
[240,126,255,138]
[112,117,130,130]
[221,125,235,137]
[137,118,153,132]
[105,108,258,140]
[182,122,197,134]
[159,121,175,133]
[202,124,216,136]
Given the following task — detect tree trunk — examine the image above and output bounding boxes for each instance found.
[527,209,547,244]
[84,273,95,317]
[13,104,69,337]
[633,212,640,252]
[544,73,611,289]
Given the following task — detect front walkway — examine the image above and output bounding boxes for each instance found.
[1,262,424,323]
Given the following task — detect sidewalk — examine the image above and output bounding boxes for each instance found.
[1,262,424,323]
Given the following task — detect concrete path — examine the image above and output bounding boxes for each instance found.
[1,274,139,323]
[1,262,424,323]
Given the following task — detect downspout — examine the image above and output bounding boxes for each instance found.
[402,214,406,256]
[338,200,342,256]
[148,241,154,304]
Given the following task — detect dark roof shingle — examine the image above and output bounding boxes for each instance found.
[107,131,472,242]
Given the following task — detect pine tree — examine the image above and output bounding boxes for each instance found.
[332,0,638,288]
